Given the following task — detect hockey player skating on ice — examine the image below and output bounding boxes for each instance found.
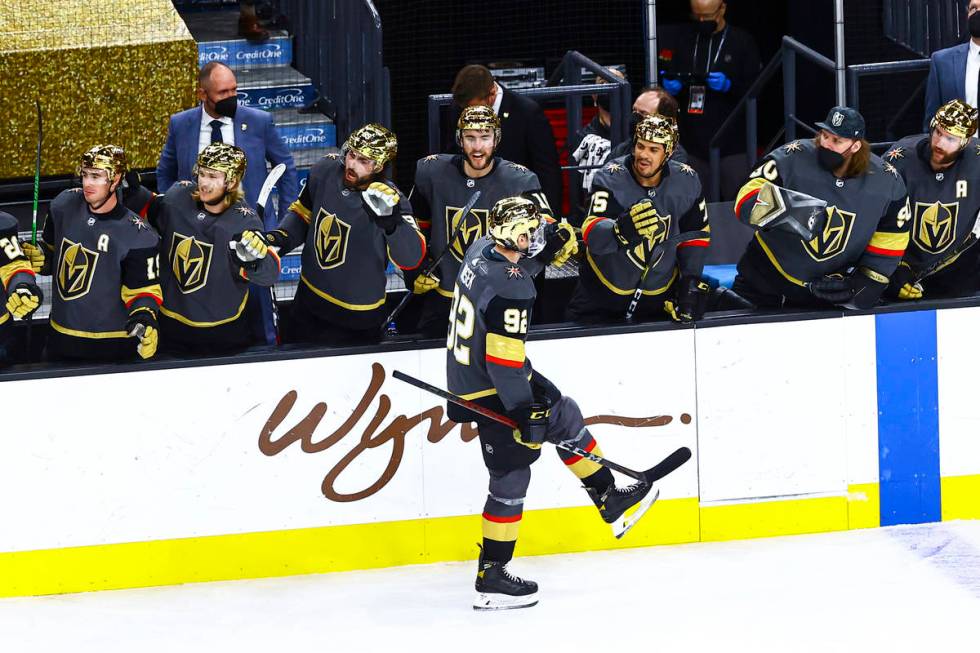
[147,143,281,355]
[410,106,570,336]
[264,124,426,345]
[733,106,911,309]
[446,196,655,611]
[883,100,980,300]
[22,145,162,361]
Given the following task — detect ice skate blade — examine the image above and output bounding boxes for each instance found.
[612,488,660,539]
[473,591,539,611]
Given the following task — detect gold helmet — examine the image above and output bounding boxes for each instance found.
[78,144,127,180]
[931,99,978,140]
[194,142,247,187]
[344,123,398,169]
[456,105,502,148]
[633,114,679,158]
[488,196,545,257]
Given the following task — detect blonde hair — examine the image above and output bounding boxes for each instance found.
[192,183,245,210]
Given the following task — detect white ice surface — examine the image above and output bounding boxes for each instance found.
[2,520,979,653]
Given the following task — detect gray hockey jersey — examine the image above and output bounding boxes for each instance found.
[577,157,710,311]
[883,134,980,277]
[152,182,279,328]
[412,154,550,297]
[735,139,910,286]
[446,236,543,421]
[40,189,162,340]
[269,154,425,329]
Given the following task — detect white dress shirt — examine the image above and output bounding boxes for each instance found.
[965,39,980,109]
[492,82,503,116]
[197,107,235,154]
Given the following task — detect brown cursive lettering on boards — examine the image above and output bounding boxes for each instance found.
[258,362,688,502]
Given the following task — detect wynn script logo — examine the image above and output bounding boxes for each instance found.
[258,363,689,502]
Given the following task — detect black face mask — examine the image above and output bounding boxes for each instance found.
[695,20,717,37]
[817,145,846,172]
[970,12,980,38]
[596,94,612,112]
[213,96,238,119]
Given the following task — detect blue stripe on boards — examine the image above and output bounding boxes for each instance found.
[875,310,941,526]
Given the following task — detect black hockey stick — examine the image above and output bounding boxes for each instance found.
[625,229,710,321]
[392,369,692,484]
[911,210,980,284]
[382,189,482,335]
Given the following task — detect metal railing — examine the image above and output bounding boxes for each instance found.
[708,35,929,202]
[884,0,968,57]
[707,36,837,202]
[426,51,632,214]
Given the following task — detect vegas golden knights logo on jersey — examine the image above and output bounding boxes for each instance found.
[626,212,671,269]
[169,232,213,294]
[57,238,99,301]
[913,201,958,255]
[314,209,351,270]
[446,206,489,261]
[804,206,855,262]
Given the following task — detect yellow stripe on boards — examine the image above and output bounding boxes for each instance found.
[941,474,980,520]
[846,483,881,529]
[10,478,976,599]
[699,494,849,542]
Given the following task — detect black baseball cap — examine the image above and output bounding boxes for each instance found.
[815,106,866,140]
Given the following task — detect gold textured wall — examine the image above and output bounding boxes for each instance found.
[0,1,198,178]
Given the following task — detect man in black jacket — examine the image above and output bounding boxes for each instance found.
[444,65,563,212]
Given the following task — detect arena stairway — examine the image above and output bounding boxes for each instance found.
[177,3,342,300]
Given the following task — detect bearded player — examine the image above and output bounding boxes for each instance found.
[883,99,980,300]
[264,124,426,345]
[410,105,574,336]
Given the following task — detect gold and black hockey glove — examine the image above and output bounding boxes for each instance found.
[539,221,579,267]
[664,276,711,323]
[230,230,269,268]
[614,199,662,247]
[885,261,924,301]
[20,242,47,274]
[5,282,42,319]
[126,309,159,360]
[511,402,550,450]
[362,182,402,234]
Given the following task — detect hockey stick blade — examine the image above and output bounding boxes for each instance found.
[641,446,692,484]
[256,163,287,221]
[382,190,482,334]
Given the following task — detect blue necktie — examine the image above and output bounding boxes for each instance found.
[210,119,224,144]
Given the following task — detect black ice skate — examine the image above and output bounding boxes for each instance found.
[587,481,660,539]
[474,554,538,611]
